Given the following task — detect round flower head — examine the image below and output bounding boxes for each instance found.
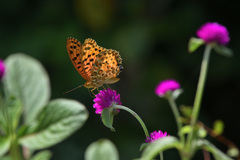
[0,59,5,80]
[145,130,168,143]
[155,79,180,97]
[196,22,230,45]
[93,88,121,114]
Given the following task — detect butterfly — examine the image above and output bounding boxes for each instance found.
[66,37,123,93]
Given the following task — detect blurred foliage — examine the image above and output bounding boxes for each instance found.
[1,54,88,159]
[1,0,240,159]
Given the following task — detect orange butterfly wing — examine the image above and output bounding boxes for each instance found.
[80,38,107,80]
[66,37,90,81]
[66,37,108,84]
[92,49,123,84]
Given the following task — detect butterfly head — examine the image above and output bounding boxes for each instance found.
[119,65,124,72]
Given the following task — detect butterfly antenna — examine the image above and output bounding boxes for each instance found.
[63,84,84,94]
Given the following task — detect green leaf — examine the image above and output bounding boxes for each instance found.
[213,120,224,135]
[0,136,10,157]
[213,45,233,57]
[7,97,22,130]
[3,53,50,123]
[188,37,204,53]
[85,139,119,160]
[101,108,115,131]
[179,125,192,136]
[0,100,7,134]
[30,150,52,160]
[140,143,148,151]
[141,136,180,160]
[0,96,22,134]
[17,121,39,138]
[1,156,11,160]
[172,89,183,100]
[195,139,233,160]
[19,99,88,150]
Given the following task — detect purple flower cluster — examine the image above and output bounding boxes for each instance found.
[0,59,5,80]
[145,130,168,143]
[155,79,180,97]
[93,88,121,114]
[196,22,230,45]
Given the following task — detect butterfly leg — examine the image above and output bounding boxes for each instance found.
[97,88,100,93]
[90,88,97,96]
[102,85,106,90]
[88,88,95,98]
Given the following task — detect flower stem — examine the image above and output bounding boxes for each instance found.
[186,44,212,151]
[113,104,149,138]
[167,95,185,144]
[160,152,164,160]
[10,132,21,160]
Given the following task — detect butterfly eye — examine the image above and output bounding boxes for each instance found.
[119,65,124,71]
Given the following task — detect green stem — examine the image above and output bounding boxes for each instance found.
[167,95,185,144]
[186,44,212,152]
[160,152,164,160]
[10,132,21,160]
[113,104,149,138]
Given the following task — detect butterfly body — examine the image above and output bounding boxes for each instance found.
[66,37,123,90]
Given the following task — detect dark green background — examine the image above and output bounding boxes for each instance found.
[1,0,239,159]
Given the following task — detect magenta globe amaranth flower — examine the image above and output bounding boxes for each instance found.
[93,88,121,114]
[0,59,5,80]
[196,22,230,45]
[145,130,168,143]
[155,79,180,97]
